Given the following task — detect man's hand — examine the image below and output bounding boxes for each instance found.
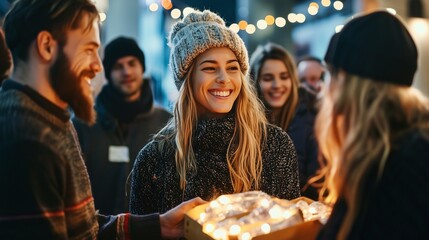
[159,197,207,239]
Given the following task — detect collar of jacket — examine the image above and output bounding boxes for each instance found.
[95,78,154,129]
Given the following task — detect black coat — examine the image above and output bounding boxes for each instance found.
[288,87,319,199]
[318,130,429,239]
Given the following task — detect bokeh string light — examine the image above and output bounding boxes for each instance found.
[139,0,402,35]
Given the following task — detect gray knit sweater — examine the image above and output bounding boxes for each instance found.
[130,114,300,214]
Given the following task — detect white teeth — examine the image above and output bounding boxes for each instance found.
[211,91,231,97]
[270,92,283,98]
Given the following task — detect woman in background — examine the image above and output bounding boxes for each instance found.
[250,42,319,199]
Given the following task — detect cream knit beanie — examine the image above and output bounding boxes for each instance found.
[168,9,249,90]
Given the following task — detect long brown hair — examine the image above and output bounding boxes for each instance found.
[249,42,299,130]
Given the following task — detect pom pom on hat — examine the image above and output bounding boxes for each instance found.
[324,11,418,86]
[168,10,249,90]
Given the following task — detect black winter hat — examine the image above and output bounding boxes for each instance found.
[324,11,418,86]
[103,36,146,82]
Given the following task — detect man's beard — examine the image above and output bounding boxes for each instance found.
[50,47,97,125]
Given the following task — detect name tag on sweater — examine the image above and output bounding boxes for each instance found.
[109,146,130,163]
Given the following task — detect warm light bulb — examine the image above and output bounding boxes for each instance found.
[257,20,268,30]
[238,20,248,30]
[333,1,343,10]
[275,17,286,27]
[240,232,252,240]
[260,198,270,207]
[204,223,215,233]
[210,200,220,208]
[284,210,292,219]
[308,6,318,15]
[183,7,195,17]
[161,0,172,10]
[149,3,158,12]
[246,24,256,34]
[288,13,297,23]
[265,15,275,25]
[261,223,271,234]
[229,224,241,235]
[213,229,227,239]
[170,9,181,19]
[296,13,306,23]
[218,195,230,205]
[321,0,331,7]
[309,2,319,9]
[269,205,283,219]
[229,23,240,33]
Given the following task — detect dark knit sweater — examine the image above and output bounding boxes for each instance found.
[0,80,161,239]
[317,130,429,240]
[129,115,300,214]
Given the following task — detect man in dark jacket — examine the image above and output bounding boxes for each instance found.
[0,0,203,239]
[73,36,171,215]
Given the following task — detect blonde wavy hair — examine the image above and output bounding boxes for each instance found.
[155,63,268,192]
[313,69,429,239]
[249,42,299,130]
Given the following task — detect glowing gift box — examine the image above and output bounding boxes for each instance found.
[184,191,329,240]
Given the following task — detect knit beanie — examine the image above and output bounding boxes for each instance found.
[168,9,249,90]
[103,36,146,82]
[324,11,418,86]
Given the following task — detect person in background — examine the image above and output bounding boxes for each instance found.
[297,55,326,94]
[73,36,171,215]
[316,11,429,239]
[129,10,300,215]
[249,42,319,200]
[0,0,204,239]
[0,29,12,83]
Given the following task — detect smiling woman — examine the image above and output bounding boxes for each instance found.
[129,9,301,215]
[250,42,320,200]
[191,47,242,119]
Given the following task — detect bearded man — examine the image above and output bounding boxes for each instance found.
[0,0,204,239]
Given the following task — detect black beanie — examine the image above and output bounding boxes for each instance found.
[324,11,418,86]
[103,36,146,82]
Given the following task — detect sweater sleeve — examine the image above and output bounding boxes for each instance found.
[129,141,161,214]
[97,213,161,239]
[278,132,301,199]
[0,140,68,239]
[264,127,301,200]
